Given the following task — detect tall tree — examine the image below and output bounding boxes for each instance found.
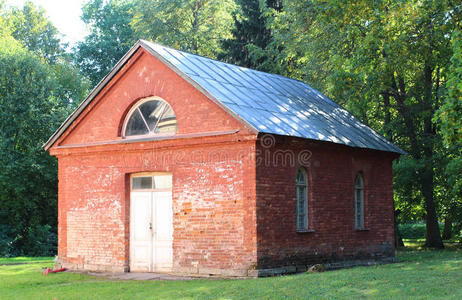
[220,0,282,71]
[436,29,462,239]
[0,3,88,256]
[271,0,461,248]
[0,1,10,37]
[4,1,63,62]
[131,0,236,58]
[75,0,137,86]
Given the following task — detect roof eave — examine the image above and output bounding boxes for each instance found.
[43,41,145,151]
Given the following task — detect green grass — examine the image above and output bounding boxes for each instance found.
[1,247,462,300]
[0,256,54,265]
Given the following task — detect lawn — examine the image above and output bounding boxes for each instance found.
[1,244,461,299]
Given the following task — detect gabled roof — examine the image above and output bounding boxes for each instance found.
[44,40,404,154]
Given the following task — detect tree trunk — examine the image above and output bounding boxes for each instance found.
[383,92,392,141]
[421,64,444,249]
[422,171,444,248]
[442,217,452,240]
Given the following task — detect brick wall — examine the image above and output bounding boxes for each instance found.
[255,135,397,269]
[49,46,398,276]
[55,138,257,274]
[50,47,258,275]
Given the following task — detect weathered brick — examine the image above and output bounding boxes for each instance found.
[255,136,397,269]
[49,47,397,276]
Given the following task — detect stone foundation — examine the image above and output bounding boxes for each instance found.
[57,256,396,278]
[56,258,129,273]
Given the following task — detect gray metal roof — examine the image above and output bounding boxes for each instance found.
[142,40,404,154]
[44,40,404,154]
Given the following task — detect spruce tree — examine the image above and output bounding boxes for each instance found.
[220,0,282,70]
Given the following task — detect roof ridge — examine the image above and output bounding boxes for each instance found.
[140,39,307,86]
[141,40,404,154]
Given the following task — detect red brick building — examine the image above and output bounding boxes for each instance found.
[44,40,403,276]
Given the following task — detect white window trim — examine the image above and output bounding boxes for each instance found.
[131,172,173,192]
[296,168,309,231]
[121,96,177,139]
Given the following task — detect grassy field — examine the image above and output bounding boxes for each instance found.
[1,244,461,299]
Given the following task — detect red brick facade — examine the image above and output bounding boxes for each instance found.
[49,47,397,276]
[255,136,397,271]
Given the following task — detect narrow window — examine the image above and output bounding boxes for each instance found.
[354,173,364,229]
[123,98,177,138]
[296,168,308,231]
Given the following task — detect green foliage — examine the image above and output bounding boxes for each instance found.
[76,0,238,86]
[0,48,86,256]
[399,223,438,240]
[131,0,237,58]
[393,157,425,222]
[219,0,282,71]
[265,0,461,248]
[399,222,462,241]
[0,223,57,257]
[74,0,138,86]
[436,30,462,197]
[0,225,12,255]
[438,30,462,149]
[0,4,88,256]
[435,29,462,238]
[3,1,64,62]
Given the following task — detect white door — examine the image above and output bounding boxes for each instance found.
[130,174,173,272]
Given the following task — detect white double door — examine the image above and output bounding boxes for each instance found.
[130,174,173,272]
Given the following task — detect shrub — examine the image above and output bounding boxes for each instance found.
[0,224,56,257]
[0,225,14,257]
[398,222,457,240]
[399,223,427,239]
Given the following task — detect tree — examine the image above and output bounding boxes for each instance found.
[0,46,88,256]
[436,30,462,240]
[0,1,10,37]
[0,4,88,256]
[75,0,138,86]
[219,0,282,71]
[269,0,461,248]
[131,0,236,58]
[3,1,63,62]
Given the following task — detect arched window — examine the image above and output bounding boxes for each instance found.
[296,168,308,231]
[122,97,177,137]
[354,173,364,229]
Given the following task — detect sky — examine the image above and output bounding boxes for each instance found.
[5,0,89,46]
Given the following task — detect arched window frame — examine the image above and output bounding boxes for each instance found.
[296,167,309,231]
[354,173,365,229]
[121,96,177,138]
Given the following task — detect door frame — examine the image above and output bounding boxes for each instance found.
[129,172,173,272]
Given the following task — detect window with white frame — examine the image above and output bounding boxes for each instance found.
[354,173,364,229]
[296,168,308,231]
[122,97,177,138]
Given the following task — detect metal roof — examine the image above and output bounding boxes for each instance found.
[142,40,404,154]
[44,40,404,154]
